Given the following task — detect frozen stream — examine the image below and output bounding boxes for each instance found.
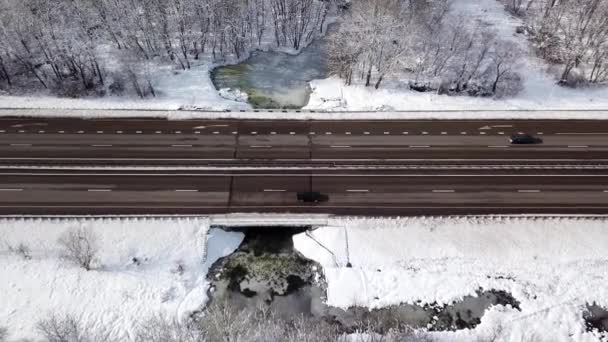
[211,39,329,109]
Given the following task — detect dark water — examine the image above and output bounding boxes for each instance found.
[206,227,521,332]
[585,303,608,333]
[211,40,329,109]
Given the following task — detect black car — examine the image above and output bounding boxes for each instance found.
[297,192,329,203]
[509,134,542,144]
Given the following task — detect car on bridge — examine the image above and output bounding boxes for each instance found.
[297,192,329,203]
[509,133,543,144]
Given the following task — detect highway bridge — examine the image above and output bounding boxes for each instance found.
[0,114,608,215]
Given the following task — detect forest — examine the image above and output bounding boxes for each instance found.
[0,0,606,100]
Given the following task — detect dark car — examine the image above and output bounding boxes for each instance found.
[297,192,329,203]
[509,134,542,144]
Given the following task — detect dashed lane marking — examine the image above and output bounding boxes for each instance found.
[518,190,541,193]
[432,190,455,193]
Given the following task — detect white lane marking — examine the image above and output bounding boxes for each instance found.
[87,189,112,192]
[441,132,447,135]
[480,132,487,135]
[171,144,193,148]
[604,190,608,193]
[498,132,505,135]
[384,132,390,135]
[402,132,409,135]
[309,132,315,135]
[18,130,26,133]
[290,132,296,135]
[58,131,65,134]
[116,131,123,134]
[77,131,84,134]
[461,132,467,135]
[232,131,238,135]
[271,132,277,135]
[264,189,287,192]
[10,144,32,147]
[175,131,182,134]
[518,190,541,193]
[136,131,143,134]
[251,131,257,135]
[155,131,162,134]
[4,205,608,210]
[0,188,23,191]
[537,132,544,135]
[91,144,113,147]
[345,132,352,135]
[38,130,45,133]
[422,131,429,135]
[363,132,370,135]
[326,132,332,135]
[175,189,198,192]
[409,145,430,148]
[0,173,602,177]
[433,190,455,193]
[97,131,104,134]
[347,189,369,192]
[331,145,352,148]
[488,145,509,148]
[194,131,201,134]
[557,133,608,135]
[213,131,220,134]
[568,145,589,148]
[250,145,272,148]
[0,130,4,133]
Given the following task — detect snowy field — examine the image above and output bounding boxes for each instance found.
[1,215,607,341]
[1,0,608,118]
[0,217,244,341]
[294,216,608,342]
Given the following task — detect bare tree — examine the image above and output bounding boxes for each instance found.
[6,241,32,260]
[37,313,111,342]
[58,227,100,271]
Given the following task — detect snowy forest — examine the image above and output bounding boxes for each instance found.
[0,0,607,100]
[0,0,331,97]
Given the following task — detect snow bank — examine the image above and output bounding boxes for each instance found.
[294,216,608,342]
[305,0,608,113]
[0,63,250,113]
[0,217,244,341]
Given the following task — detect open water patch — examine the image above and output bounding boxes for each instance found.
[207,227,521,332]
[211,39,329,109]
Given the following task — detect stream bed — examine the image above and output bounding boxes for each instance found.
[206,227,521,333]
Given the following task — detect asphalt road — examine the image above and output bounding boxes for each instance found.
[1,118,608,165]
[1,116,608,215]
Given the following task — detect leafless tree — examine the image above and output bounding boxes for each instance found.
[57,227,100,271]
[37,313,112,342]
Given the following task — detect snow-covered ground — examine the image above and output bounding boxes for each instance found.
[2,215,607,341]
[294,216,608,342]
[305,0,608,113]
[0,217,244,341]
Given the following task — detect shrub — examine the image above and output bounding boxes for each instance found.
[7,242,32,260]
[0,326,8,342]
[36,313,111,342]
[57,227,100,271]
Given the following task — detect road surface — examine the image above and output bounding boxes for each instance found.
[0,116,607,215]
